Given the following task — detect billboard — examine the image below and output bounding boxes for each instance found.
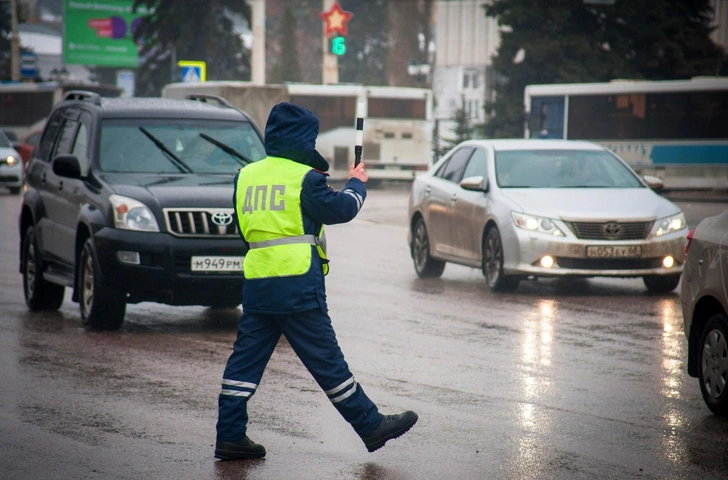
[63,0,153,67]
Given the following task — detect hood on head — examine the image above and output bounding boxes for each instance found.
[264,102,329,172]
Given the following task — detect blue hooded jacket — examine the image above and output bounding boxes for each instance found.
[232,102,367,314]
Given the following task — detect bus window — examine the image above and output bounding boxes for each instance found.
[368,98,426,119]
[289,95,356,132]
[528,96,564,138]
[690,91,728,139]
[568,94,648,140]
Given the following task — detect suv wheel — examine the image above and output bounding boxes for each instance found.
[79,239,126,331]
[412,217,445,278]
[22,226,65,311]
[698,314,728,416]
[483,227,520,293]
[643,274,681,293]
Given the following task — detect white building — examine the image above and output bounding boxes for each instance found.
[432,1,500,148]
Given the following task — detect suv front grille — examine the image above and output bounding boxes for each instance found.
[564,221,653,240]
[164,208,238,237]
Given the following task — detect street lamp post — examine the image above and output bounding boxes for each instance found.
[10,0,21,81]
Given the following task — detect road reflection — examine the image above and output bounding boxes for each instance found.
[658,298,690,466]
[512,299,555,478]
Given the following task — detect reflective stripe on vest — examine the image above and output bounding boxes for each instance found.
[235,156,328,279]
[248,234,319,249]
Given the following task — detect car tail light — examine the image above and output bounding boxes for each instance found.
[684,229,695,260]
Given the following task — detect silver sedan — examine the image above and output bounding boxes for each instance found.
[407,139,687,292]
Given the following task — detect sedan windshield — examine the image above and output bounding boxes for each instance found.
[99,119,266,174]
[495,149,643,188]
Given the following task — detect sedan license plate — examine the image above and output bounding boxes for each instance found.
[585,246,642,258]
[191,256,244,272]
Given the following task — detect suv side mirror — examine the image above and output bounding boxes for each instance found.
[460,175,489,193]
[53,154,83,179]
[643,174,664,192]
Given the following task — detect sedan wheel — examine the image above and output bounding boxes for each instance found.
[482,227,520,293]
[699,314,728,416]
[412,217,445,278]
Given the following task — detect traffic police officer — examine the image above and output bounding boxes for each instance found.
[215,102,418,460]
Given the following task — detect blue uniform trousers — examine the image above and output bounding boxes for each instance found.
[216,308,383,441]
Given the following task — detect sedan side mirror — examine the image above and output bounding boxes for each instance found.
[460,175,489,193]
[643,175,664,192]
[53,154,83,179]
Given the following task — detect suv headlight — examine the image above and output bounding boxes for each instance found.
[5,155,18,166]
[109,194,160,232]
[511,211,565,236]
[655,212,686,237]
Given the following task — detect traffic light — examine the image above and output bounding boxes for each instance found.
[332,36,346,56]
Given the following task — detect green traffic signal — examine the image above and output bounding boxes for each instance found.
[332,36,346,55]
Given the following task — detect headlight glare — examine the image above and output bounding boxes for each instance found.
[109,194,160,232]
[655,213,686,237]
[511,211,565,236]
[5,155,18,166]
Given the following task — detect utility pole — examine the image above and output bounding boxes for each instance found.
[10,0,21,81]
[321,0,338,85]
[250,0,265,84]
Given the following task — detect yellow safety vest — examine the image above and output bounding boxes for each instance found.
[235,156,328,279]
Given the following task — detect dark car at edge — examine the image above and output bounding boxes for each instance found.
[682,208,728,415]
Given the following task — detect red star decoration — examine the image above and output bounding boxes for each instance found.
[319,0,354,37]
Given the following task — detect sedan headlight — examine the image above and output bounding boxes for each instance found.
[511,211,565,236]
[655,212,686,237]
[109,194,160,232]
[5,155,18,166]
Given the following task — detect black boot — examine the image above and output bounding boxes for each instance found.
[361,411,418,452]
[214,436,266,460]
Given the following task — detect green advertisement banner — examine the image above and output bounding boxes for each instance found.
[63,0,153,67]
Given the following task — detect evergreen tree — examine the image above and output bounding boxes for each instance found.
[482,0,725,138]
[270,5,302,83]
[132,0,252,97]
[443,97,473,151]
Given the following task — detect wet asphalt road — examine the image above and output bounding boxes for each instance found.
[1,185,728,480]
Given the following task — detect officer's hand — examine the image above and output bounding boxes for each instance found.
[349,162,368,184]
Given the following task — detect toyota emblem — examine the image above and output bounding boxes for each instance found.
[211,212,233,226]
[604,222,621,236]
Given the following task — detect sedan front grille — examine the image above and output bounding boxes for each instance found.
[564,221,653,240]
[556,257,663,270]
[163,208,238,237]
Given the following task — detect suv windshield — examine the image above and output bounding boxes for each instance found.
[100,119,266,173]
[495,149,643,188]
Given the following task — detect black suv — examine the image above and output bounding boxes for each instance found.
[19,91,266,330]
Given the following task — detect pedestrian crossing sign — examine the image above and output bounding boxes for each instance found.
[178,61,207,83]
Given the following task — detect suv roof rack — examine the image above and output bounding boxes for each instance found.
[185,94,234,108]
[63,90,102,105]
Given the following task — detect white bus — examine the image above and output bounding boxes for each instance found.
[524,78,728,189]
[162,82,434,181]
[0,82,123,138]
